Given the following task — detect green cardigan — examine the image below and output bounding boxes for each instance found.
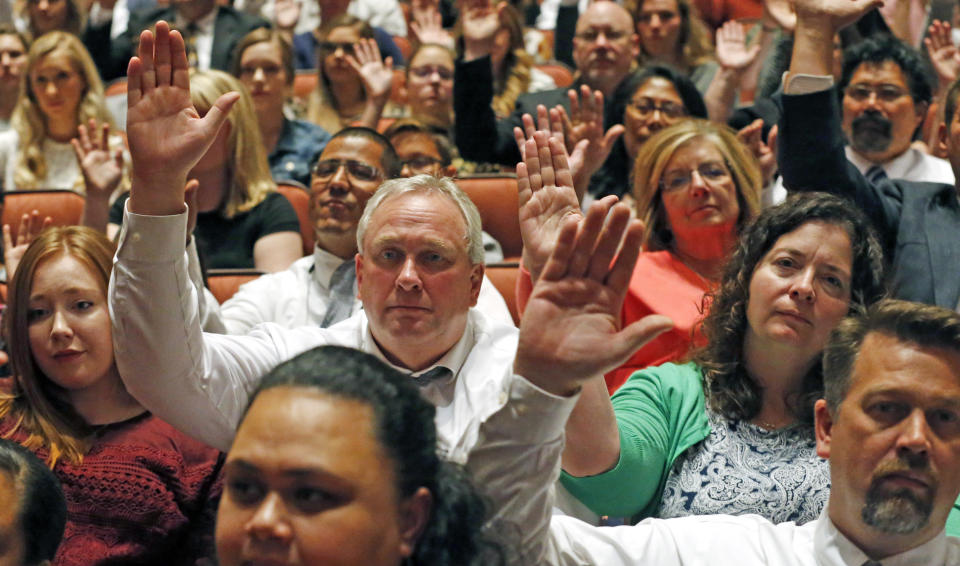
[560,362,711,519]
[948,496,960,537]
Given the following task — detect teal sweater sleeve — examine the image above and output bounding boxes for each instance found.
[948,495,960,537]
[559,362,711,518]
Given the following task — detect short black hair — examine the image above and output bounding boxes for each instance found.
[610,64,708,124]
[325,127,402,178]
[0,438,66,565]
[839,33,934,105]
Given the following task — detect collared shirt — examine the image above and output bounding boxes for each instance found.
[175,6,216,70]
[110,206,519,463]
[467,374,960,565]
[215,244,514,336]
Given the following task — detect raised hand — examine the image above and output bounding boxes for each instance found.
[348,38,394,107]
[410,8,455,51]
[3,211,53,280]
[126,21,239,216]
[515,201,673,395]
[273,0,301,31]
[792,0,883,33]
[72,119,124,199]
[461,0,504,60]
[737,119,777,186]
[716,20,762,70]
[560,85,623,190]
[763,0,796,32]
[925,20,960,90]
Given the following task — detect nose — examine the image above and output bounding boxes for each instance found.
[896,409,933,458]
[789,267,816,303]
[245,492,293,542]
[396,256,422,292]
[0,53,9,66]
[400,163,413,177]
[649,14,662,28]
[688,169,709,198]
[50,309,73,341]
[327,163,350,195]
[252,66,265,83]
[38,0,50,10]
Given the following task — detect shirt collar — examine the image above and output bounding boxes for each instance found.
[312,246,352,290]
[175,5,216,34]
[845,145,919,180]
[359,315,473,385]
[814,505,951,566]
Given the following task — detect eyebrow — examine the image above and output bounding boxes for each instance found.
[225,458,354,485]
[369,235,460,253]
[771,247,851,278]
[29,287,101,301]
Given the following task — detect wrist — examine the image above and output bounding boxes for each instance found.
[463,40,492,62]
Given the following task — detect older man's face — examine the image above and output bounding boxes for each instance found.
[356,191,482,370]
[572,2,638,93]
[841,61,925,165]
[816,333,960,553]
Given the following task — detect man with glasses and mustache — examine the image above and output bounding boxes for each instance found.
[778,0,960,311]
[211,126,512,334]
[836,34,953,186]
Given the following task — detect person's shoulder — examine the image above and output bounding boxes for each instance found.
[516,86,569,109]
[616,362,704,398]
[216,4,269,28]
[289,118,332,144]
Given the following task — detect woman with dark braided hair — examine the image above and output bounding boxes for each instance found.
[215,345,508,566]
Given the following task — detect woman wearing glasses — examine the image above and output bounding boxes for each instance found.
[107,70,302,272]
[231,28,331,188]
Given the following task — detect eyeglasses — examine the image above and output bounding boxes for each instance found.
[399,156,442,173]
[319,41,355,56]
[660,161,731,192]
[239,63,283,79]
[312,159,382,182]
[628,98,687,120]
[844,83,909,103]
[409,65,453,80]
[574,28,629,43]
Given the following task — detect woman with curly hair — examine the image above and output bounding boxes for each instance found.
[0,31,126,194]
[560,193,886,525]
[0,226,225,565]
[215,345,508,566]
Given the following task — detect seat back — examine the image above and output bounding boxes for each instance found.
[275,184,314,255]
[2,190,86,230]
[484,261,520,325]
[206,268,265,304]
[456,175,522,260]
[535,61,575,88]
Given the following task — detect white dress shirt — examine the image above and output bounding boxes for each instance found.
[110,206,518,462]
[466,374,960,565]
[217,245,515,335]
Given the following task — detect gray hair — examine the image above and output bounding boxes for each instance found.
[356,174,485,264]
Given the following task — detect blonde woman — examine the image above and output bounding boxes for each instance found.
[0,31,126,194]
[305,14,394,134]
[0,226,224,565]
[15,0,85,38]
[108,70,302,272]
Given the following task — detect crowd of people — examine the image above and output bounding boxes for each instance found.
[1,0,960,563]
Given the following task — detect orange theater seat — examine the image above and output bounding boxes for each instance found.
[206,268,264,304]
[456,175,521,261]
[484,261,520,325]
[2,190,86,231]
[535,61,575,88]
[275,183,314,255]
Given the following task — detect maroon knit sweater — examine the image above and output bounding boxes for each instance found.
[1,412,224,566]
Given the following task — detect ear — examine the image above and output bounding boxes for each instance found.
[937,121,949,156]
[814,398,835,459]
[913,100,929,129]
[630,32,641,59]
[397,486,433,559]
[469,263,484,307]
[354,253,364,298]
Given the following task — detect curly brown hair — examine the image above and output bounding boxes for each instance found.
[693,193,886,424]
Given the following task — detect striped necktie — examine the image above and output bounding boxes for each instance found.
[320,260,356,328]
[865,165,887,185]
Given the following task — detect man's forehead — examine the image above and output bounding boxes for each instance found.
[849,60,909,87]
[321,135,385,167]
[390,132,441,159]
[576,4,633,33]
[848,332,960,396]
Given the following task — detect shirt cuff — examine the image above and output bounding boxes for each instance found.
[116,201,190,263]
[782,73,835,95]
[495,373,579,445]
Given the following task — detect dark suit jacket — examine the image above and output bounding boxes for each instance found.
[85,5,268,82]
[778,87,960,309]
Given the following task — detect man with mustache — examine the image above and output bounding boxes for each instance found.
[837,34,953,185]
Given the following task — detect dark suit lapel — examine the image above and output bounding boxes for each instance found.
[926,192,960,309]
[211,8,232,70]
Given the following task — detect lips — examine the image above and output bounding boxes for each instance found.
[878,471,932,491]
[53,350,84,362]
[774,310,811,325]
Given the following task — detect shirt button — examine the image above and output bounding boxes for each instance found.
[285,161,296,171]
[131,232,141,243]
